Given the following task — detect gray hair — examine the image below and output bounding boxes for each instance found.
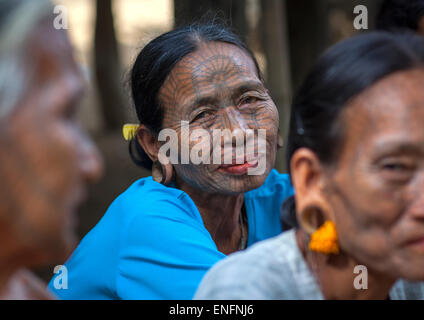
[0,0,53,120]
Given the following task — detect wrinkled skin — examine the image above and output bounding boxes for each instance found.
[158,41,279,195]
[137,40,281,254]
[0,17,103,298]
[293,68,424,299]
[326,69,424,282]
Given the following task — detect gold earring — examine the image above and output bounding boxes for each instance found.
[309,220,339,255]
[152,160,174,185]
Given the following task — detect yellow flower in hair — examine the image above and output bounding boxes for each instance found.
[122,124,140,141]
[309,220,339,254]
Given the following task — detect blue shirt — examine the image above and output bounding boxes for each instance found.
[48,169,293,299]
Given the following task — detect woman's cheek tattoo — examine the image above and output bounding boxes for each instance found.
[156,42,279,193]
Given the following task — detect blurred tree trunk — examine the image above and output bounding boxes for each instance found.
[94,0,126,131]
[286,0,383,92]
[286,0,328,92]
[174,0,248,40]
[260,0,292,172]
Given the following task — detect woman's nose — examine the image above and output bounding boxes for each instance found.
[409,176,424,219]
[222,106,249,132]
[79,138,104,184]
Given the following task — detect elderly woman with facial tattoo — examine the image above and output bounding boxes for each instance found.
[195,32,424,300]
[0,0,103,299]
[49,24,293,299]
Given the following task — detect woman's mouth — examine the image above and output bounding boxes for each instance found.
[405,236,424,253]
[218,159,259,175]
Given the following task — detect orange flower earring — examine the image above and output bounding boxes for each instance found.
[309,220,339,254]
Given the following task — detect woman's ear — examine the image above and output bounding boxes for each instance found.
[136,125,160,162]
[290,148,334,234]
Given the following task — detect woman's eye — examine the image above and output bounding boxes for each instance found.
[193,110,212,122]
[381,161,414,172]
[240,96,257,105]
[383,163,407,171]
[380,160,416,183]
[63,102,78,120]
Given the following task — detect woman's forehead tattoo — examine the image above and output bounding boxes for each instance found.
[159,41,260,120]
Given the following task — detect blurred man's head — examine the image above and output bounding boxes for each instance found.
[377,0,424,35]
[0,0,103,266]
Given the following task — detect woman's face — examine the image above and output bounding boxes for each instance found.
[0,19,103,264]
[325,69,424,280]
[158,41,279,194]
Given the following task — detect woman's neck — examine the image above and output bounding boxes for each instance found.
[0,263,19,295]
[296,229,396,300]
[0,221,29,294]
[176,178,245,255]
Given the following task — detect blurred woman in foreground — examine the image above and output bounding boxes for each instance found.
[195,32,424,299]
[0,0,103,299]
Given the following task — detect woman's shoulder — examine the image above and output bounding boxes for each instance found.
[109,176,202,225]
[195,230,319,299]
[117,176,184,206]
[73,176,208,261]
[390,279,424,300]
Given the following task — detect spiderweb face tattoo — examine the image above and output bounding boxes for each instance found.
[158,41,280,195]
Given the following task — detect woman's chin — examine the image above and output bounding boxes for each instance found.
[397,263,424,282]
[215,173,269,195]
